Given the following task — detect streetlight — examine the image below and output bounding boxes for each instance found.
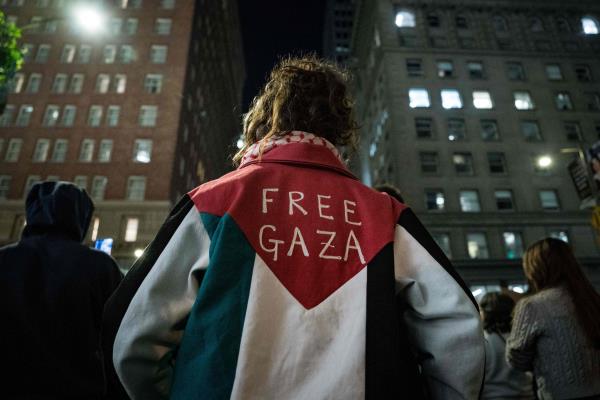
[71,4,107,35]
[134,249,144,258]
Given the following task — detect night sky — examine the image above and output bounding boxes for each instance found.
[238,0,326,112]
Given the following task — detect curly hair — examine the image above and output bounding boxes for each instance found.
[234,55,359,165]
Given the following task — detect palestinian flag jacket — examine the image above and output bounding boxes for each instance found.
[103,132,485,400]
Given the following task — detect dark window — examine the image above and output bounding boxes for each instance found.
[406,59,423,77]
[427,13,441,27]
[585,93,600,111]
[529,17,545,32]
[420,152,438,174]
[415,117,434,138]
[467,61,484,79]
[521,121,543,141]
[493,15,508,32]
[448,118,466,141]
[488,152,507,174]
[456,15,468,29]
[437,60,454,78]
[564,122,582,141]
[481,120,499,141]
[556,17,571,32]
[507,62,525,80]
[575,64,593,82]
[495,190,514,210]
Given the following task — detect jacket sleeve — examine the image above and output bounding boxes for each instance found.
[393,209,484,400]
[505,298,539,372]
[104,196,210,400]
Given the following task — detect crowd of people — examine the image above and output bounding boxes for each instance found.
[1,56,599,399]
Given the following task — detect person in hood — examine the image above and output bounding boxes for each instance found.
[103,55,484,400]
[0,181,123,399]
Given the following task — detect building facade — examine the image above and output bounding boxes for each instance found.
[0,0,245,268]
[323,0,356,65]
[351,0,600,288]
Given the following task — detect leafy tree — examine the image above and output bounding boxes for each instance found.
[0,10,23,115]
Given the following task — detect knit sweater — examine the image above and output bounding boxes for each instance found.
[506,286,600,400]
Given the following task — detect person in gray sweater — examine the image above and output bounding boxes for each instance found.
[506,238,600,400]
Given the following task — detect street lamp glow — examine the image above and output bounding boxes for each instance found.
[134,248,144,258]
[72,5,106,34]
[537,155,553,169]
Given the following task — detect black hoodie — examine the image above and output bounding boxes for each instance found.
[0,181,122,399]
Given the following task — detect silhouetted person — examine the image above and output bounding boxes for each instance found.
[103,55,483,400]
[507,238,600,399]
[0,181,122,399]
[375,183,405,203]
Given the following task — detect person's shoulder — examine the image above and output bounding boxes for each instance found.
[80,246,120,270]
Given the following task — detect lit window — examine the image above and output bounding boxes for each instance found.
[545,64,562,80]
[5,139,23,162]
[118,45,136,63]
[9,73,25,93]
[555,92,573,110]
[90,176,107,201]
[22,44,35,63]
[473,91,493,109]
[395,10,416,28]
[480,120,499,141]
[549,230,569,243]
[409,88,430,108]
[51,73,68,93]
[507,62,525,81]
[79,139,95,162]
[51,139,68,162]
[453,152,474,175]
[109,17,122,35]
[61,105,77,127]
[514,91,535,110]
[15,105,34,127]
[495,190,514,210]
[432,233,452,258]
[95,74,111,93]
[133,139,153,163]
[415,117,434,139]
[88,105,103,127]
[98,139,113,162]
[124,217,139,242]
[160,0,175,9]
[539,190,560,210]
[124,18,138,35]
[91,217,100,242]
[564,122,582,141]
[503,232,524,259]
[155,18,172,35]
[467,62,484,79]
[406,59,423,77]
[466,233,489,259]
[34,44,51,63]
[419,152,438,174]
[144,74,163,93]
[113,74,127,93]
[425,189,445,211]
[76,45,92,63]
[73,176,88,190]
[60,44,76,63]
[25,74,42,93]
[68,74,84,94]
[103,45,117,63]
[46,176,59,182]
[521,121,542,141]
[32,139,50,162]
[106,106,120,127]
[139,105,158,127]
[437,61,454,78]
[460,190,480,212]
[0,176,11,200]
[42,105,60,127]
[447,118,466,141]
[582,17,599,34]
[150,45,168,63]
[488,152,507,174]
[126,176,146,201]
[441,89,463,109]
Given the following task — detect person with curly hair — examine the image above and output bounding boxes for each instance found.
[103,55,484,400]
[480,292,534,399]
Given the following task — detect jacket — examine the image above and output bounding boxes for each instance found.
[103,132,485,400]
[0,181,123,398]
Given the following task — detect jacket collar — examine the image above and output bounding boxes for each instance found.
[238,131,357,180]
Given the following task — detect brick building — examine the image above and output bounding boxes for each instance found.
[351,0,600,289]
[0,0,245,268]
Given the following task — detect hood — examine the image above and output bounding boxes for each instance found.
[22,181,95,242]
